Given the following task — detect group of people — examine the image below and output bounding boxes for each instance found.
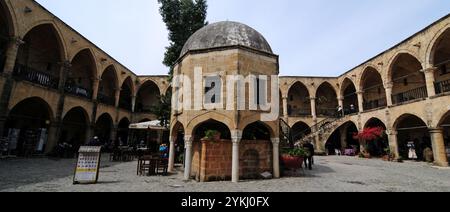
[336,104,357,118]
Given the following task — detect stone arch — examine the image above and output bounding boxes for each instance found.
[67,48,97,99]
[340,78,359,114]
[118,76,134,111]
[325,121,359,155]
[393,113,430,160]
[242,121,272,141]
[426,26,450,93]
[15,23,67,89]
[4,97,54,154]
[0,1,14,72]
[21,21,68,61]
[94,113,115,144]
[426,24,450,67]
[137,79,162,96]
[98,65,119,106]
[186,112,235,135]
[388,52,427,104]
[287,81,311,116]
[291,121,311,141]
[315,81,338,117]
[360,66,387,110]
[192,119,232,141]
[136,79,161,113]
[61,106,90,148]
[171,121,185,139]
[364,117,387,129]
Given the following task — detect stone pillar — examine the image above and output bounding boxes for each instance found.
[429,128,449,167]
[387,130,399,159]
[183,135,193,181]
[282,96,288,120]
[110,124,118,142]
[46,123,60,153]
[168,136,176,172]
[423,68,437,97]
[2,37,23,74]
[310,97,317,120]
[356,91,364,113]
[131,95,137,112]
[92,78,100,101]
[85,124,94,145]
[339,127,347,150]
[385,82,393,106]
[271,138,280,178]
[337,96,344,116]
[231,130,242,183]
[115,88,121,108]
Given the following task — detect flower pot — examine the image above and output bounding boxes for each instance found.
[281,155,304,170]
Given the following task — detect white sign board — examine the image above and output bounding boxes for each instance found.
[73,146,102,184]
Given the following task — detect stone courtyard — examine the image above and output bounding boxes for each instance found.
[1,156,449,192]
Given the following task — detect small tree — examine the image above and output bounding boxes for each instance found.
[149,92,172,128]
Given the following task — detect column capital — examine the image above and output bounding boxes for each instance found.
[59,60,72,69]
[184,135,193,144]
[384,82,393,89]
[271,138,280,145]
[421,67,438,74]
[282,96,288,100]
[387,129,398,136]
[337,96,344,101]
[10,36,24,47]
[356,90,364,95]
[429,128,444,133]
[309,97,316,101]
[231,130,242,141]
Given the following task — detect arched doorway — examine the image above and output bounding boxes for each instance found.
[0,1,12,72]
[66,49,96,99]
[291,121,311,142]
[341,78,358,115]
[241,121,273,180]
[326,122,359,155]
[191,119,232,181]
[14,24,63,89]
[439,112,450,162]
[117,118,130,146]
[287,82,311,116]
[316,82,338,117]
[361,67,387,110]
[94,113,114,145]
[119,77,133,111]
[136,80,160,113]
[395,114,430,161]
[61,107,89,151]
[171,122,185,164]
[98,66,118,106]
[431,28,450,94]
[4,97,53,156]
[390,53,427,104]
[363,118,389,157]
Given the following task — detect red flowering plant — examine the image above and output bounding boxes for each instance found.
[353,127,385,158]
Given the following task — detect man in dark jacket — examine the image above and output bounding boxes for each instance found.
[303,141,315,170]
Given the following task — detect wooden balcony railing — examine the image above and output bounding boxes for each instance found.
[392,86,427,104]
[13,63,59,89]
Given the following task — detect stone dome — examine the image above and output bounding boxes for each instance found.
[180,21,273,57]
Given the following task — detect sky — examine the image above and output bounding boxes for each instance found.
[35,0,450,77]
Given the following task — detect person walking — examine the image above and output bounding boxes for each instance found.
[407,139,418,161]
[303,141,315,170]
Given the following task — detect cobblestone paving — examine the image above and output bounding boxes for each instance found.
[1,155,449,192]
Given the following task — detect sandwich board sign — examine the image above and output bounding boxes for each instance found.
[73,146,102,184]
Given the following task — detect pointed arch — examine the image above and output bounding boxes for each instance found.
[316,81,338,117]
[287,81,311,116]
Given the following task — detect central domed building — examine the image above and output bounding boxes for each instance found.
[168,21,281,182]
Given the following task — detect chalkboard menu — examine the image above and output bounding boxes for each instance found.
[73,146,102,184]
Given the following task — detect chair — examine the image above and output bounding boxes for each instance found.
[156,158,169,176]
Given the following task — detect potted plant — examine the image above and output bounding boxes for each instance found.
[204,130,221,142]
[281,147,308,170]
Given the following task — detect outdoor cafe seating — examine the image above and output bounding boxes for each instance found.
[137,154,168,176]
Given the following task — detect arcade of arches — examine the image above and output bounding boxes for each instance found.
[0,0,449,185]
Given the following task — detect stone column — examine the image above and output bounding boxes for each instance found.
[92,78,100,101]
[168,136,176,172]
[387,130,399,159]
[271,138,280,178]
[429,128,449,167]
[337,96,344,116]
[131,95,137,112]
[356,91,364,113]
[231,130,242,183]
[339,127,347,150]
[46,123,60,153]
[385,82,393,106]
[115,88,121,107]
[282,96,288,120]
[183,135,193,181]
[310,97,317,120]
[110,124,118,142]
[85,124,94,145]
[2,37,23,74]
[423,68,437,97]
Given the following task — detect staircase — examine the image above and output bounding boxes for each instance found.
[280,115,351,150]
